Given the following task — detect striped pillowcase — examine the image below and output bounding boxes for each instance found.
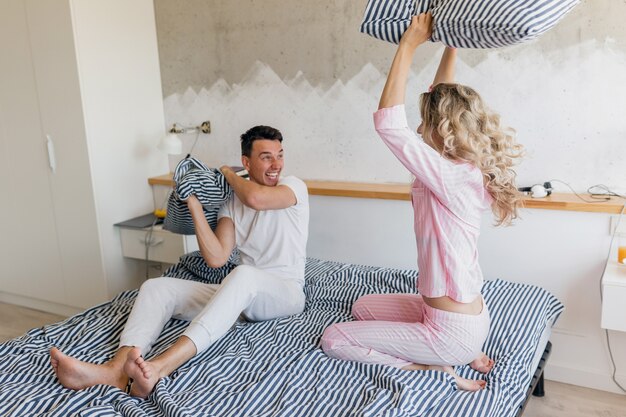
[360,0,580,48]
[163,157,232,235]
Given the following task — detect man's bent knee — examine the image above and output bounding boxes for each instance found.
[222,265,259,288]
[138,277,171,294]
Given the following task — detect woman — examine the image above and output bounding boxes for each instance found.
[321,13,523,391]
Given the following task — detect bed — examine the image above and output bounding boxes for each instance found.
[0,255,563,417]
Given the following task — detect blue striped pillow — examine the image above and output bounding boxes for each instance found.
[163,157,232,235]
[360,0,580,48]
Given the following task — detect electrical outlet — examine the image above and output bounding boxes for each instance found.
[609,216,626,237]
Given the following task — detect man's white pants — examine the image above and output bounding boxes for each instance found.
[119,265,306,355]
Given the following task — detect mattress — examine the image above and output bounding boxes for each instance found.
[0,256,564,417]
[530,322,552,379]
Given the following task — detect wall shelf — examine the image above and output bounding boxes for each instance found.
[148,174,626,214]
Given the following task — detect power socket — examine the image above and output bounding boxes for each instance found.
[609,216,626,237]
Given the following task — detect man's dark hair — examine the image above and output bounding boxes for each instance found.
[240,125,283,157]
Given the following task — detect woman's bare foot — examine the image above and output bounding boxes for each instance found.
[470,353,494,374]
[402,363,429,371]
[431,365,486,391]
[401,362,486,391]
[124,347,161,399]
[50,347,127,391]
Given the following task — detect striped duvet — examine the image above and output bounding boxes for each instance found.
[0,256,563,416]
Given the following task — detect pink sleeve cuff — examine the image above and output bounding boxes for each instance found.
[373,104,409,130]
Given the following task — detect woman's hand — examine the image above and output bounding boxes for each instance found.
[399,12,433,50]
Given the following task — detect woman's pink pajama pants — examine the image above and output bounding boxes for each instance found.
[320,293,490,368]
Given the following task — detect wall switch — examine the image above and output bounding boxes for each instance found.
[609,216,626,237]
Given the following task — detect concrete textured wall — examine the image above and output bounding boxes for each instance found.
[155,0,626,95]
[152,0,626,394]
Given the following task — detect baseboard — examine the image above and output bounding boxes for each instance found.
[0,292,81,317]
[545,362,626,395]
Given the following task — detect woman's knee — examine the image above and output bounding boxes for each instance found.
[351,294,377,320]
[320,324,349,356]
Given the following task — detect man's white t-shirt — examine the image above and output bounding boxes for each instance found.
[217,176,309,286]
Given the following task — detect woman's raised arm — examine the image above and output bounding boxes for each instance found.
[378,13,433,110]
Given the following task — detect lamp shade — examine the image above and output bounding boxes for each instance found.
[158,132,183,155]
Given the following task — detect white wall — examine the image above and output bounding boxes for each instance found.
[70,0,170,297]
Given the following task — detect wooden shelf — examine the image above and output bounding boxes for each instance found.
[520,193,625,214]
[304,180,411,201]
[148,173,625,214]
[148,173,177,186]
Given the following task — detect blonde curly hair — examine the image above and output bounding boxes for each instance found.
[419,83,524,226]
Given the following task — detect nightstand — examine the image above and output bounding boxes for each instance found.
[601,261,626,332]
[117,220,199,265]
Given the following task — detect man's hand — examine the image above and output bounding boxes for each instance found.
[220,164,296,211]
[187,194,235,268]
[399,12,433,51]
[187,194,202,210]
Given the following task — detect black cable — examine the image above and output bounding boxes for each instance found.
[145,214,160,279]
[144,189,173,279]
[187,130,202,158]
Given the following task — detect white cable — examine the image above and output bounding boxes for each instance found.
[598,199,626,393]
[588,184,626,199]
[548,179,611,203]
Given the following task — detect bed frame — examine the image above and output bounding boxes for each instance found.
[516,341,552,416]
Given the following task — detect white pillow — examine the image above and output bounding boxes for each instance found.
[360,0,580,48]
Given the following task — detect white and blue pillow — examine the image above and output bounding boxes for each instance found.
[360,0,580,48]
[163,157,232,235]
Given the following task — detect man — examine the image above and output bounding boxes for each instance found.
[50,125,309,398]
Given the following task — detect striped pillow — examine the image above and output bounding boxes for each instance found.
[360,0,580,48]
[163,157,232,235]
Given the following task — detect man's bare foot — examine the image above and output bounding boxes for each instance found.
[431,365,486,391]
[50,347,127,391]
[124,347,160,399]
[470,353,495,374]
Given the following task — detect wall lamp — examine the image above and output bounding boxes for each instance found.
[158,120,211,155]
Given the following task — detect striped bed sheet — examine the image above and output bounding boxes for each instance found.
[0,256,563,417]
